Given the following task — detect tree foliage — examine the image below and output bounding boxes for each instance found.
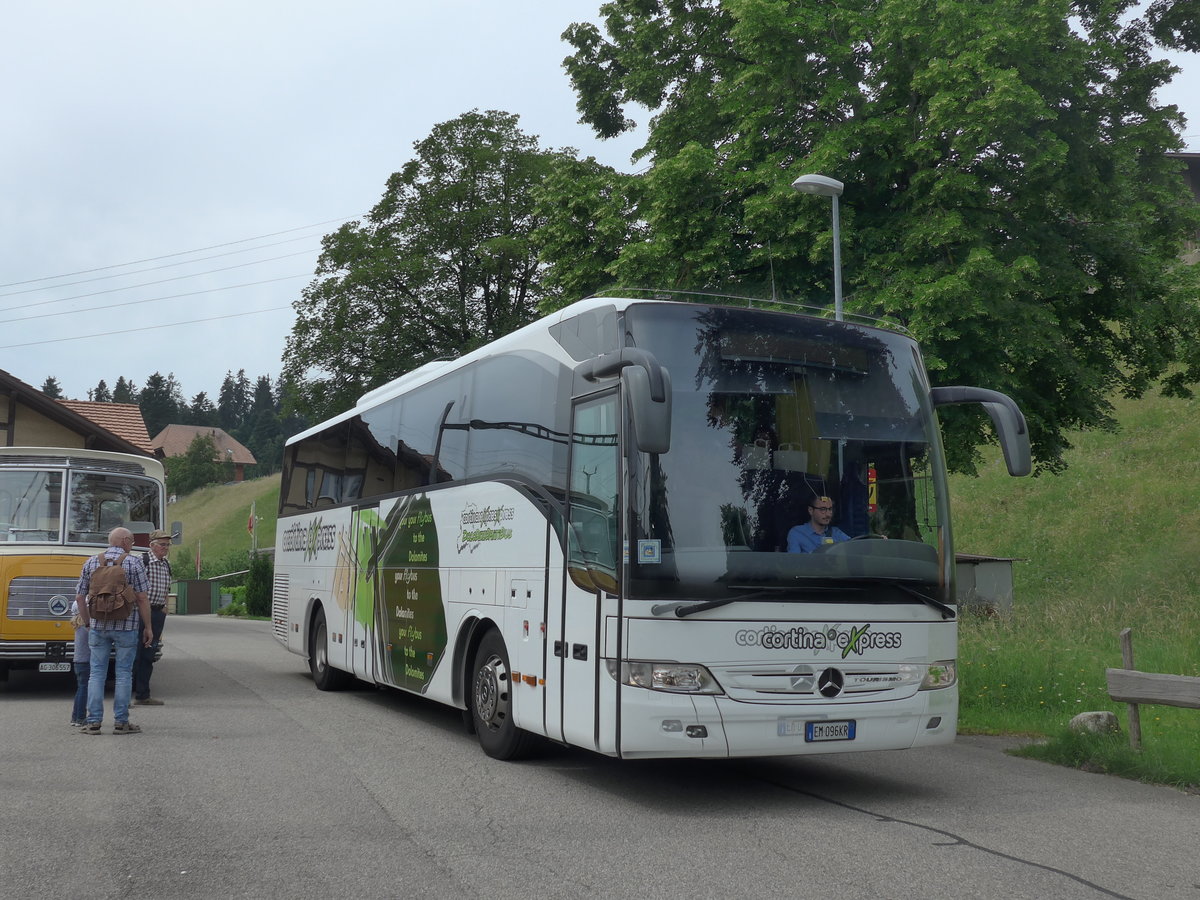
[165,434,226,497]
[1146,0,1200,51]
[218,369,252,433]
[138,372,184,438]
[244,551,273,617]
[282,110,564,421]
[112,376,138,404]
[40,376,62,399]
[187,391,219,426]
[89,379,111,403]
[560,0,1200,472]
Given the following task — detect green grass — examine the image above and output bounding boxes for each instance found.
[165,476,278,579]
[951,392,1200,791]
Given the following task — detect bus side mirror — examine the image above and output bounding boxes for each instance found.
[931,386,1031,477]
[623,365,672,454]
[577,348,673,454]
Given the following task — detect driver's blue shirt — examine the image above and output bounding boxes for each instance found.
[787,522,850,553]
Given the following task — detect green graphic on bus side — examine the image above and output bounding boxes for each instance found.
[371,495,448,694]
[352,508,384,630]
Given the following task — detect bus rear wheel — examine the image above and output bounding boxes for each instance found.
[309,608,351,691]
[470,630,535,760]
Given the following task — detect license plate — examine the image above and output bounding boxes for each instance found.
[805,720,856,742]
[39,662,71,673]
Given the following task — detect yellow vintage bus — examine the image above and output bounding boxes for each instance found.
[0,447,165,681]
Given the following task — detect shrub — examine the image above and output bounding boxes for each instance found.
[245,552,273,617]
[217,597,248,617]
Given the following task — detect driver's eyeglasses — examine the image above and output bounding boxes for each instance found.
[811,506,833,512]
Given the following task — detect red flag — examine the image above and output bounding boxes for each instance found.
[247,513,254,533]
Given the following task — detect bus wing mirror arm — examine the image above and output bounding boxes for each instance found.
[931,386,1031,477]
[577,349,672,454]
[577,348,666,402]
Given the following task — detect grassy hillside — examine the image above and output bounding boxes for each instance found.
[165,476,278,578]
[950,391,1200,788]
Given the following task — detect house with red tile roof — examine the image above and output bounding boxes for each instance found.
[57,400,153,453]
[0,368,153,455]
[149,424,257,482]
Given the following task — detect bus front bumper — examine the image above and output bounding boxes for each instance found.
[615,687,958,759]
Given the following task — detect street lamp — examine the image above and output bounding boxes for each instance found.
[791,173,844,321]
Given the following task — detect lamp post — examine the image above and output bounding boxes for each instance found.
[791,174,844,321]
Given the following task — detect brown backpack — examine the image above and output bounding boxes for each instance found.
[88,552,135,621]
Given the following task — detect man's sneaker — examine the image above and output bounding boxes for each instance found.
[113,722,142,735]
[80,722,102,735]
[134,697,164,706]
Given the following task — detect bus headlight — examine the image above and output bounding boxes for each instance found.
[919,660,957,690]
[605,660,722,693]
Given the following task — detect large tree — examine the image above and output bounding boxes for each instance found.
[186,391,219,427]
[88,379,111,403]
[243,375,285,474]
[40,376,63,399]
[218,369,252,433]
[139,372,184,438]
[282,110,566,421]
[112,376,138,404]
[559,0,1200,472]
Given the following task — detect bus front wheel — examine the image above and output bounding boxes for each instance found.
[309,608,351,691]
[470,630,535,760]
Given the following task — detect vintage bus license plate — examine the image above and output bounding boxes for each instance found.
[39,662,71,673]
[805,720,856,742]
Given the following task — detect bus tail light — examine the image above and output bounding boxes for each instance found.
[606,660,722,694]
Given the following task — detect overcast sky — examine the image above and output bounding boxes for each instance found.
[2,1,1197,407]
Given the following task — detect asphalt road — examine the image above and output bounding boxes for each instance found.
[2,615,1196,900]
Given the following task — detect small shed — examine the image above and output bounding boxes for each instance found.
[955,553,1022,615]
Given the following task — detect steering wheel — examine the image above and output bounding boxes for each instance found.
[849,533,886,541]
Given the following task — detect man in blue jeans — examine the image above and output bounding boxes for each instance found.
[75,527,153,735]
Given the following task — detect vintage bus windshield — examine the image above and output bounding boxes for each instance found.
[0,463,162,546]
[621,304,950,603]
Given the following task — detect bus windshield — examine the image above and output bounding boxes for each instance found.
[622,303,952,604]
[0,466,161,545]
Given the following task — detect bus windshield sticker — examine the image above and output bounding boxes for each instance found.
[637,539,662,564]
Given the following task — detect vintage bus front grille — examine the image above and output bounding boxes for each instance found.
[7,576,78,620]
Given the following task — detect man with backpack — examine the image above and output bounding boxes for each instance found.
[132,529,172,706]
[75,527,152,735]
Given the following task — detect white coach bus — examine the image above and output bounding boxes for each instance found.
[272,293,1029,760]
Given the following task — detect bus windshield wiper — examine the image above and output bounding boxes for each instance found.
[888,581,956,620]
[651,586,834,618]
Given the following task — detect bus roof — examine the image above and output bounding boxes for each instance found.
[0,446,165,481]
[286,295,626,446]
[286,293,906,446]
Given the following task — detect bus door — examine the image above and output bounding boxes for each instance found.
[548,391,621,750]
[349,503,379,683]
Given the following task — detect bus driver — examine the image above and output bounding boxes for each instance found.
[787,496,850,553]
